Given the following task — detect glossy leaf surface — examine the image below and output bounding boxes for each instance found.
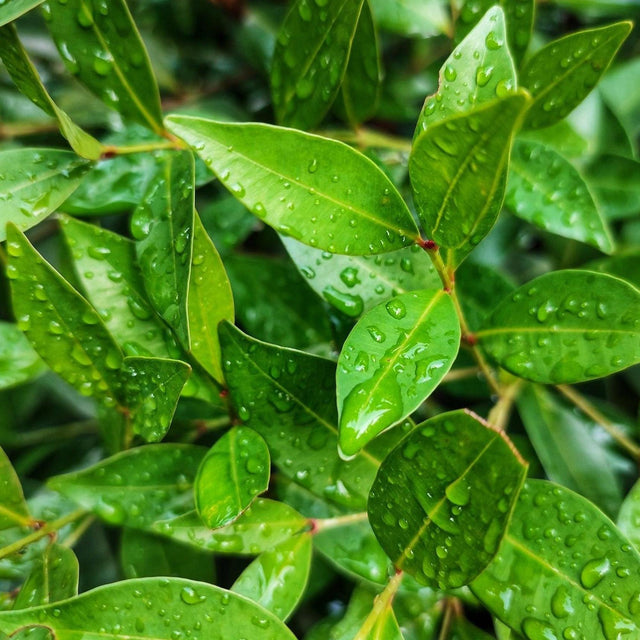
[0,322,44,390]
[618,480,640,550]
[337,289,459,457]
[506,139,614,253]
[411,95,527,265]
[0,0,46,25]
[521,21,632,130]
[43,0,164,133]
[369,410,527,589]
[0,447,31,530]
[416,7,518,134]
[271,0,364,130]
[195,426,270,529]
[477,270,640,383]
[166,115,421,255]
[472,480,640,639]
[368,0,450,38]
[0,578,297,640]
[0,150,89,241]
[232,532,312,621]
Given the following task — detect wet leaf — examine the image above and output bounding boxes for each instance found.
[271,0,364,130]
[43,0,164,133]
[232,532,312,621]
[0,0,46,26]
[368,0,450,38]
[521,21,632,130]
[0,578,297,640]
[0,446,31,530]
[410,95,528,266]
[589,251,640,289]
[337,289,459,457]
[618,480,640,550]
[369,410,527,589]
[0,322,44,390]
[195,426,270,529]
[506,139,614,253]
[166,115,421,255]
[472,480,640,640]
[416,7,518,135]
[476,270,640,384]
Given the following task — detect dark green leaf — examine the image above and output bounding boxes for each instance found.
[166,115,421,255]
[585,154,640,220]
[0,322,44,390]
[0,0,46,26]
[618,480,640,549]
[472,480,640,639]
[450,617,495,640]
[271,0,364,130]
[43,0,164,133]
[368,0,450,38]
[337,289,459,457]
[521,21,632,130]
[477,270,640,383]
[369,410,527,589]
[0,578,297,640]
[588,251,640,288]
[0,447,31,530]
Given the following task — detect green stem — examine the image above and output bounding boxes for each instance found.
[353,571,404,640]
[442,366,481,383]
[437,598,461,640]
[2,420,99,448]
[311,512,368,533]
[320,127,412,153]
[101,140,185,156]
[0,121,60,139]
[60,514,95,549]
[487,379,523,431]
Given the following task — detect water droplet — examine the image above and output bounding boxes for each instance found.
[180,586,206,605]
[580,557,610,589]
[385,298,406,320]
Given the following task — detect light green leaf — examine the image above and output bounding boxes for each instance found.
[0,447,31,530]
[337,289,459,457]
[0,322,44,390]
[416,7,518,135]
[0,0,46,25]
[472,480,640,639]
[476,270,640,383]
[166,115,421,255]
[271,0,364,130]
[195,427,270,529]
[0,578,297,640]
[42,0,164,133]
[369,410,528,589]
[599,57,640,139]
[369,0,450,38]
[618,480,640,550]
[521,21,632,130]
[506,139,614,253]
[0,150,89,242]
[0,24,102,159]
[410,94,528,266]
[232,532,312,621]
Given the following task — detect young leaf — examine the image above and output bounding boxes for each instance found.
[0,150,89,241]
[368,0,450,38]
[195,427,270,529]
[0,322,44,390]
[506,139,614,254]
[618,480,640,550]
[416,6,518,135]
[6,224,125,410]
[232,533,312,621]
[0,0,46,26]
[410,94,528,266]
[270,0,364,130]
[0,24,102,159]
[165,115,421,255]
[521,21,632,130]
[0,447,31,530]
[337,289,460,457]
[122,356,191,443]
[0,578,297,640]
[476,270,640,384]
[47,444,206,529]
[42,0,164,134]
[471,480,640,639]
[368,410,528,589]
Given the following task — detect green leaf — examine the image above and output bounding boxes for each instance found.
[232,532,312,621]
[517,384,624,517]
[450,617,496,640]
[133,151,195,348]
[472,480,640,639]
[599,57,640,140]
[476,270,640,384]
[165,115,421,255]
[506,139,614,253]
[337,289,459,457]
[521,21,632,130]
[585,154,640,220]
[618,480,640,550]
[270,0,364,130]
[282,238,439,318]
[122,356,191,443]
[0,0,46,26]
[47,444,206,529]
[6,224,125,409]
[0,578,297,640]
[0,322,44,390]
[0,24,102,159]
[410,95,528,266]
[188,213,233,384]
[153,499,308,555]
[455,0,534,66]
[0,446,31,530]
[0,150,89,241]
[368,0,450,38]
[42,0,164,134]
[369,410,527,589]
[588,251,640,288]
[13,544,78,609]
[416,7,518,135]
[195,426,270,529]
